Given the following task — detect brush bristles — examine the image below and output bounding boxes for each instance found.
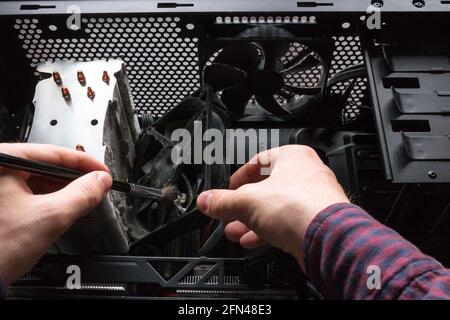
[162,185,180,201]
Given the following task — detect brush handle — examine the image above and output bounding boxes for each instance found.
[0,152,130,193]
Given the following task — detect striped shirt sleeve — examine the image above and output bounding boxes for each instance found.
[303,203,450,300]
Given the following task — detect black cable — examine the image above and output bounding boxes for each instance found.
[197,221,225,256]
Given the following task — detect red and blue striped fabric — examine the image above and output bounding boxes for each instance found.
[303,203,450,299]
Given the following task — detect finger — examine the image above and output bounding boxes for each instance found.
[197,189,252,223]
[240,231,266,249]
[0,143,108,179]
[40,171,112,221]
[229,148,279,190]
[225,220,251,242]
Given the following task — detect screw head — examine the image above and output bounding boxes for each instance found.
[413,0,425,8]
[428,170,437,179]
[371,0,384,8]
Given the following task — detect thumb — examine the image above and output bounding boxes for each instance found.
[197,189,252,223]
[44,171,112,220]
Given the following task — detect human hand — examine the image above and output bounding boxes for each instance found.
[197,145,349,270]
[0,143,112,285]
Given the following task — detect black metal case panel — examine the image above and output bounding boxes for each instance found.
[366,45,450,183]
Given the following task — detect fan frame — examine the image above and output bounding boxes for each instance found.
[199,27,336,119]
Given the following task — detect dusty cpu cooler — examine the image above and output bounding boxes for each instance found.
[27,59,140,254]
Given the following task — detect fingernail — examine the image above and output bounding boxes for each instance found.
[96,171,112,190]
[197,191,212,212]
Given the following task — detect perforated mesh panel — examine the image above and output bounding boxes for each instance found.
[280,43,323,105]
[13,17,367,122]
[330,36,367,123]
[15,16,200,118]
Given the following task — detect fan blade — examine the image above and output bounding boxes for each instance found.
[204,63,246,91]
[214,43,260,73]
[255,94,292,116]
[338,78,357,110]
[281,47,313,71]
[281,54,321,75]
[326,64,366,88]
[282,85,321,96]
[259,41,291,71]
[221,86,253,116]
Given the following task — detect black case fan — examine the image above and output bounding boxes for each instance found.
[202,34,335,119]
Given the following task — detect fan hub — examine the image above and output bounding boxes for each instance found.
[246,70,283,96]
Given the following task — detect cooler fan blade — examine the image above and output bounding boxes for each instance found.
[214,42,260,73]
[255,94,292,116]
[281,54,321,75]
[326,64,366,88]
[221,86,253,116]
[259,41,291,71]
[281,47,313,71]
[203,63,246,91]
[282,85,321,96]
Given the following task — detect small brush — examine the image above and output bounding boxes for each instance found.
[0,152,180,202]
[122,182,181,202]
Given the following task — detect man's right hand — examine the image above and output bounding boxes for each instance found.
[197,145,350,270]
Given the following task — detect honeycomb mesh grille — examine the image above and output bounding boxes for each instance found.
[14,16,367,121]
[15,16,200,118]
[331,36,367,123]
